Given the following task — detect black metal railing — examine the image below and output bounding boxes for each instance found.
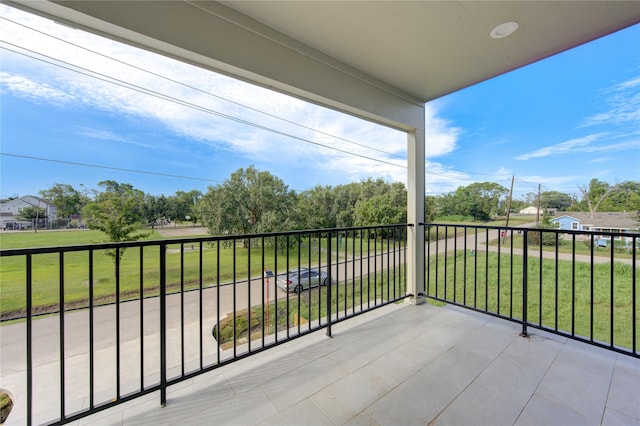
[424,223,639,358]
[0,224,408,425]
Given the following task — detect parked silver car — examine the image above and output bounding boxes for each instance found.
[276,268,330,293]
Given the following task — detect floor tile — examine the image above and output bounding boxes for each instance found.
[434,382,523,426]
[515,394,598,426]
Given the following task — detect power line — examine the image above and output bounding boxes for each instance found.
[0,152,224,183]
[1,42,406,170]
[0,15,405,159]
[1,18,529,183]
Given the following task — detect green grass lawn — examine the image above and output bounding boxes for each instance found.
[213,269,406,348]
[0,229,399,319]
[489,233,637,260]
[426,250,639,351]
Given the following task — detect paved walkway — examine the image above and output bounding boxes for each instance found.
[5,302,635,426]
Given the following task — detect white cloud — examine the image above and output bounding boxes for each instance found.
[425,103,460,158]
[581,74,640,127]
[0,3,468,193]
[515,133,609,160]
[0,72,75,104]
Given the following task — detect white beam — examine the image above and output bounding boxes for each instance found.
[407,126,426,303]
[11,0,424,132]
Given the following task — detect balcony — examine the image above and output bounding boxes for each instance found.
[0,224,638,425]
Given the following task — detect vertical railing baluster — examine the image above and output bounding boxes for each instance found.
[473,227,478,308]
[485,229,489,312]
[352,230,356,313]
[160,243,167,406]
[344,231,349,317]
[139,247,145,390]
[216,240,220,364]
[367,230,371,309]
[510,229,514,319]
[199,242,203,369]
[453,225,457,304]
[59,252,66,421]
[286,235,290,338]
[89,250,95,409]
[233,239,237,357]
[274,237,279,337]
[296,235,301,334]
[426,225,431,296]
[326,231,332,337]
[248,237,252,351]
[610,235,614,348]
[521,230,528,337]
[359,230,363,310]
[26,254,32,426]
[497,227,500,315]
[374,228,378,306]
[632,237,637,356]
[590,234,594,341]
[115,248,121,399]
[571,234,576,338]
[180,243,185,377]
[463,227,467,306]
[261,237,265,345]
[539,232,543,326]
[435,225,439,299]
[444,226,448,301]
[337,231,342,313]
[317,234,322,327]
[554,233,559,332]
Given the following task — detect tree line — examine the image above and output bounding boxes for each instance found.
[8,167,639,243]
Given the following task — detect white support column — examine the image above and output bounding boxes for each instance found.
[407,120,426,304]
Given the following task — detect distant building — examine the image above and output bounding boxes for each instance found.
[0,196,57,230]
[550,212,639,247]
[518,206,541,215]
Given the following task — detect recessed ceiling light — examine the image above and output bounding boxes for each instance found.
[490,21,519,39]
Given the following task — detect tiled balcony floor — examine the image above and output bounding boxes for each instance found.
[66,301,640,426]
[25,302,640,425]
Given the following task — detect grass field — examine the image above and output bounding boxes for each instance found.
[0,229,397,319]
[426,250,639,351]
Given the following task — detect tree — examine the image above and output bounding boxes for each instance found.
[297,185,336,230]
[577,179,617,218]
[169,190,203,225]
[39,183,87,219]
[599,180,640,213]
[437,182,508,221]
[540,191,573,210]
[15,206,47,221]
[199,166,297,244]
[82,181,149,259]
[354,192,406,226]
[425,195,437,223]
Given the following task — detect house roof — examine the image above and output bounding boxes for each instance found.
[1,196,54,208]
[552,212,639,230]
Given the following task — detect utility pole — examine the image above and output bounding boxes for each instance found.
[536,184,541,226]
[503,175,515,244]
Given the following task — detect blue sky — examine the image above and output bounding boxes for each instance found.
[1,4,638,201]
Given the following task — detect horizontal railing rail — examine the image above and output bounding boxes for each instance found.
[0,224,408,425]
[424,223,639,359]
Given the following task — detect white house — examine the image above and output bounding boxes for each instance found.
[518,206,541,215]
[0,196,57,229]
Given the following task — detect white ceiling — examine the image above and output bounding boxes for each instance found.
[219,1,640,102]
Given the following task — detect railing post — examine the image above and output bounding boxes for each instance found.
[160,243,167,406]
[521,230,528,337]
[326,231,332,338]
